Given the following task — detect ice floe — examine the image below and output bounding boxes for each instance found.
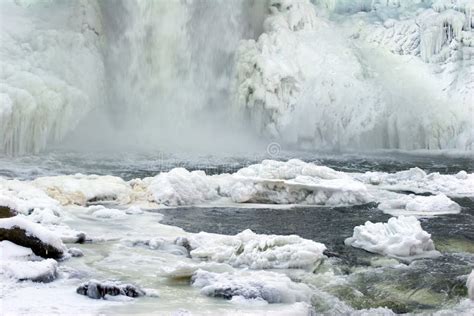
[378,193,461,217]
[345,216,439,259]
[186,229,326,271]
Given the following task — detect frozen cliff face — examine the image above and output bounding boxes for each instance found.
[235,0,474,150]
[0,0,105,155]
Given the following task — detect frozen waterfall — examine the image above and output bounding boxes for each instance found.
[0,0,473,154]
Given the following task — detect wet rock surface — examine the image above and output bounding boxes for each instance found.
[76,280,145,299]
[0,206,17,218]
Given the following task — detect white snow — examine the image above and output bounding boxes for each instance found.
[145,168,219,206]
[33,174,132,206]
[345,216,439,259]
[187,229,326,271]
[356,168,474,197]
[191,269,312,304]
[89,205,127,219]
[378,193,461,216]
[0,216,67,253]
[0,240,34,260]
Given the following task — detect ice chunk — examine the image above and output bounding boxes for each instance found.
[33,174,132,206]
[357,168,474,197]
[89,205,127,219]
[1,258,58,282]
[187,229,326,270]
[146,168,219,206]
[160,261,234,279]
[191,269,312,303]
[378,193,461,216]
[345,216,439,259]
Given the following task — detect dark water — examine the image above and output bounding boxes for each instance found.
[0,150,472,180]
[158,198,474,313]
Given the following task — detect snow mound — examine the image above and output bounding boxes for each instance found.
[357,168,474,197]
[146,168,219,206]
[0,178,61,215]
[0,240,58,282]
[33,174,132,206]
[187,229,326,270]
[89,205,127,219]
[345,216,439,259]
[191,269,312,304]
[378,193,461,216]
[468,270,474,300]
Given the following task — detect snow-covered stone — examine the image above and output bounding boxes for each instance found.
[89,205,127,219]
[191,269,312,303]
[76,280,145,300]
[344,216,439,259]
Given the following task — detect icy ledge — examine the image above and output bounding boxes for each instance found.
[345,216,439,260]
[469,270,474,300]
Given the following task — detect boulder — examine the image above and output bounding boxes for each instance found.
[76,280,145,299]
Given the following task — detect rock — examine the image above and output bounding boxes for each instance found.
[76,280,145,300]
[0,217,66,259]
[75,233,87,244]
[68,247,84,257]
[0,206,17,218]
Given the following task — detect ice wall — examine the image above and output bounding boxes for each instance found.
[0,0,105,155]
[235,0,474,150]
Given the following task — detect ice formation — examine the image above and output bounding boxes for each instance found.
[0,241,58,282]
[378,193,461,216]
[235,0,474,150]
[468,270,474,300]
[186,229,326,271]
[345,216,439,259]
[0,0,105,155]
[191,269,312,304]
[32,174,132,206]
[357,168,474,197]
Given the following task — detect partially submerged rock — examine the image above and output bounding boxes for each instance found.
[0,205,16,218]
[76,280,145,299]
[0,216,66,259]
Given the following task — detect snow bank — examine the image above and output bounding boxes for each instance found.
[33,174,132,205]
[468,270,474,300]
[357,168,474,197]
[0,0,105,155]
[191,269,312,304]
[378,193,461,216]
[187,229,326,270]
[345,216,439,259]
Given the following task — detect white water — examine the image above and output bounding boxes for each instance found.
[0,0,473,154]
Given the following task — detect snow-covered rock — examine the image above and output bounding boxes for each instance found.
[0,216,66,258]
[76,280,145,300]
[344,216,439,259]
[191,269,312,303]
[187,229,326,271]
[89,205,127,219]
[33,174,132,206]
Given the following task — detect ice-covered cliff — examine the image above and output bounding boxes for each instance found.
[236,0,473,150]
